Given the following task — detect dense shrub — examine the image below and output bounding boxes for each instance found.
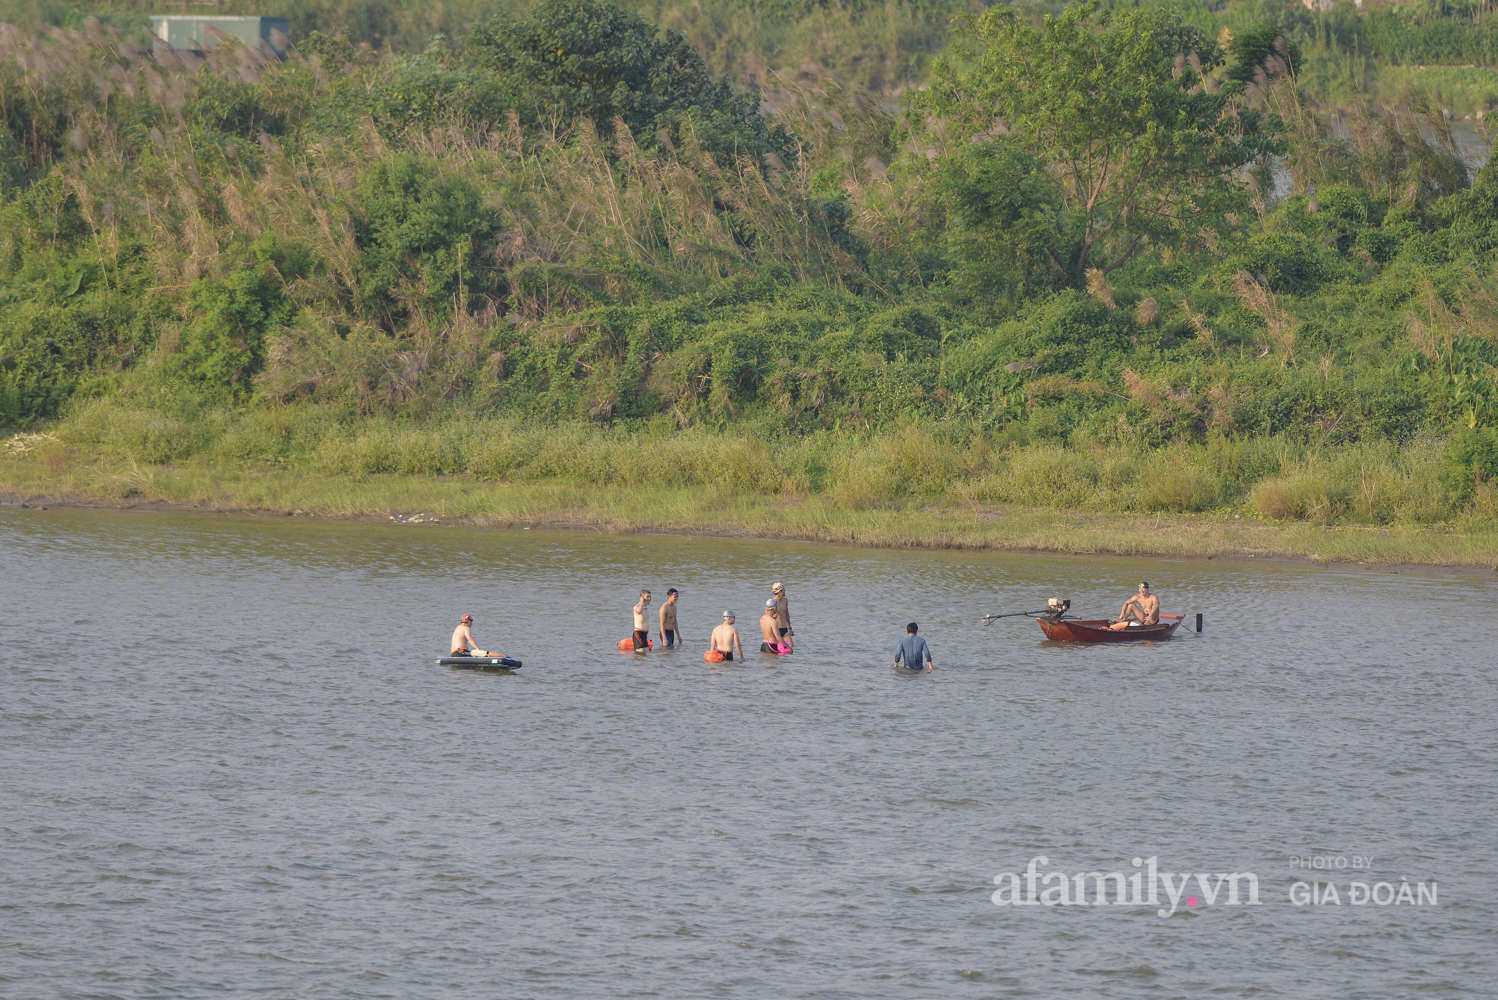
[169,266,291,391]
[1228,231,1336,294]
[467,0,797,161]
[351,155,500,323]
[1443,427,1498,499]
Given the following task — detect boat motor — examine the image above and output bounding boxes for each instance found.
[981,597,1071,625]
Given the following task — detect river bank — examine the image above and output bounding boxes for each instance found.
[5,455,1497,568]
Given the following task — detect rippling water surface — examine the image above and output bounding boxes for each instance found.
[3,508,1496,998]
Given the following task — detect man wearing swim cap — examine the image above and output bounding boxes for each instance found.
[451,614,501,657]
[1119,582,1160,625]
[708,611,744,662]
[659,588,682,648]
[771,582,793,651]
[759,599,789,654]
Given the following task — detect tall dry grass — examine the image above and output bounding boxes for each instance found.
[1,20,882,314]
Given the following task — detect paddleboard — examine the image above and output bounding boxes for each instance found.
[439,656,523,670]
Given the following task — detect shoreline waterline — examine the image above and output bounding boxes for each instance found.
[5,460,1498,569]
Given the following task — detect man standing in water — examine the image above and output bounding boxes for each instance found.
[708,611,745,661]
[893,622,933,672]
[1119,582,1160,625]
[633,590,652,652]
[451,613,501,657]
[771,582,794,651]
[659,588,683,648]
[758,599,789,654]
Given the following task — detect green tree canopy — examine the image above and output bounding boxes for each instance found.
[935,140,1062,305]
[467,0,796,162]
[915,0,1278,283]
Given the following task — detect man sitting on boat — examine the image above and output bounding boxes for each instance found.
[1115,582,1160,629]
[451,613,502,657]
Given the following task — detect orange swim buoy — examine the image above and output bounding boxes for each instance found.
[618,637,653,650]
[704,649,725,663]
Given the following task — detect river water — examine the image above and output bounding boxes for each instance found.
[2,508,1496,998]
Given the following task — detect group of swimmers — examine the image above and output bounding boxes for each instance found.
[633,582,795,661]
[449,580,1164,670]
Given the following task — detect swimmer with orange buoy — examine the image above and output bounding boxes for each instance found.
[704,610,745,662]
[619,589,655,652]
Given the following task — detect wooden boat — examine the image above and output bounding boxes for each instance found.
[1036,613,1184,642]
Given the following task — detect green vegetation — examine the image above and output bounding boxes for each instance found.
[8,430,1498,567]
[1374,64,1498,119]
[2,0,1498,563]
[0,0,962,97]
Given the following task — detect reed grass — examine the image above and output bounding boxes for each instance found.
[6,399,1497,567]
[5,442,1497,567]
[43,398,1490,524]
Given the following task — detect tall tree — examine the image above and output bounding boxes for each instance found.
[914,0,1276,282]
[467,0,796,162]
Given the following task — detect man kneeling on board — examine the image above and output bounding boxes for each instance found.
[894,622,933,672]
[451,613,503,658]
[1114,582,1160,629]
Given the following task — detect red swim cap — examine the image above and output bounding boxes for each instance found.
[461,613,473,623]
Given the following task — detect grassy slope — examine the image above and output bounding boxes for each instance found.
[5,452,1497,567]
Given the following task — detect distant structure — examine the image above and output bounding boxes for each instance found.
[148,15,289,56]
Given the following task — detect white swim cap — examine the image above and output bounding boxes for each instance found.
[766,598,778,609]
[723,610,736,619]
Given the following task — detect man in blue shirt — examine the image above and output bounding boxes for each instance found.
[894,622,934,672]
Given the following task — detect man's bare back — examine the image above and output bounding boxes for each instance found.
[709,613,745,661]
[759,610,780,645]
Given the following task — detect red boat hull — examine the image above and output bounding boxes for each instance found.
[1037,614,1183,642]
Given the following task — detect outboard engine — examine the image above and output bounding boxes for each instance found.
[1040,598,1070,621]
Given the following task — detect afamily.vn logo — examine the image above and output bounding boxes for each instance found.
[990,856,1438,917]
[991,856,1260,917]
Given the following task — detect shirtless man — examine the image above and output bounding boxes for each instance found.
[450,613,501,657]
[771,582,794,651]
[658,588,682,648]
[758,599,788,654]
[1119,582,1160,625]
[632,590,652,652]
[708,611,745,662]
